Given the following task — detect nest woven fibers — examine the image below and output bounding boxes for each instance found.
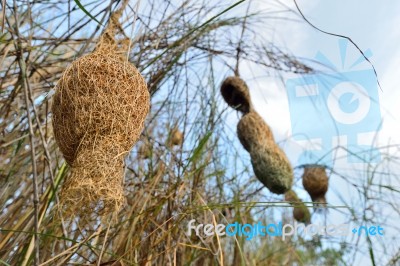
[220,76,253,114]
[52,14,150,217]
[302,165,329,210]
[285,190,311,224]
[237,111,293,194]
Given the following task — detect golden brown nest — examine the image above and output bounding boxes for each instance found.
[52,33,150,216]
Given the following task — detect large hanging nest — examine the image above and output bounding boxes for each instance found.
[285,190,311,224]
[237,110,274,152]
[220,76,293,195]
[52,7,150,216]
[302,165,329,210]
[220,76,253,114]
[237,111,293,194]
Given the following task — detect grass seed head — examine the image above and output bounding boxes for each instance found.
[168,128,183,147]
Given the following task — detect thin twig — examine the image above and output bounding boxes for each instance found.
[97,219,111,266]
[12,0,39,264]
[1,0,5,33]
[293,0,382,90]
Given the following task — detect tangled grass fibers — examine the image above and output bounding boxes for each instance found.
[285,190,311,224]
[237,111,293,194]
[237,111,273,153]
[52,12,150,216]
[302,165,329,210]
[220,76,253,114]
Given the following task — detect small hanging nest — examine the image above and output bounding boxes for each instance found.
[220,76,253,114]
[292,203,311,224]
[302,165,329,210]
[284,190,311,224]
[237,111,293,194]
[52,8,150,216]
[167,128,183,147]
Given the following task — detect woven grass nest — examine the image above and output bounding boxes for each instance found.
[285,190,311,224]
[220,76,293,194]
[52,18,150,216]
[220,76,253,114]
[302,165,329,210]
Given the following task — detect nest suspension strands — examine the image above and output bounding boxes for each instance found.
[52,6,150,217]
[302,165,329,211]
[220,76,293,194]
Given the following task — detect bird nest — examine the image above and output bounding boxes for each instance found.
[52,17,150,217]
[302,165,329,210]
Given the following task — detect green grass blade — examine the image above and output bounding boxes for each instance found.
[0,259,11,266]
[73,0,103,26]
[189,131,212,164]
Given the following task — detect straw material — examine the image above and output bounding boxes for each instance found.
[52,12,150,216]
[238,111,293,194]
[220,76,253,113]
[302,165,328,209]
